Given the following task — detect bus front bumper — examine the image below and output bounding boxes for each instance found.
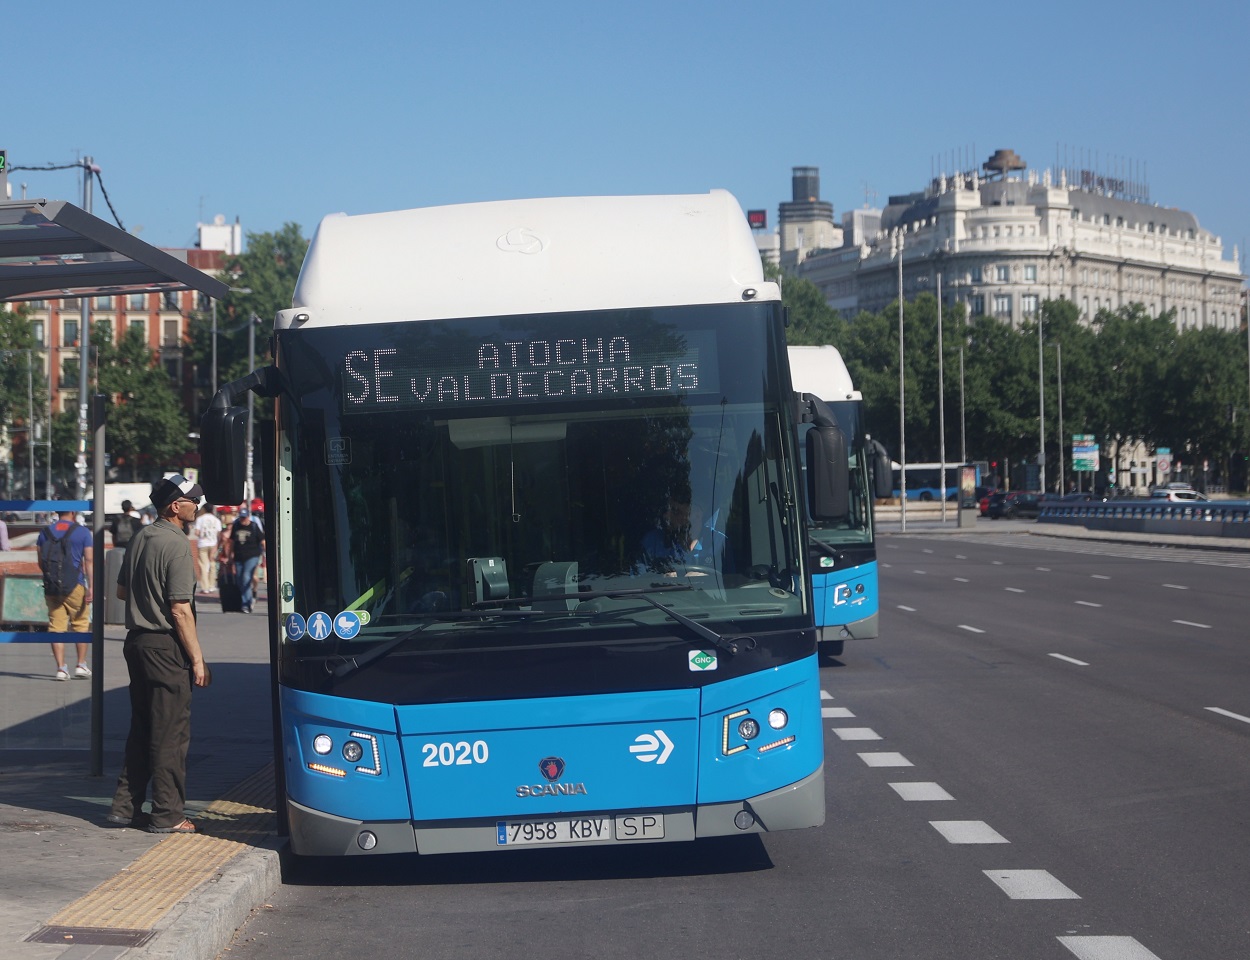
[286,763,825,856]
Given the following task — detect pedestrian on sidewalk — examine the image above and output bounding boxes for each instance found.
[37,510,94,681]
[193,504,222,593]
[108,474,212,835]
[109,500,144,551]
[224,506,265,614]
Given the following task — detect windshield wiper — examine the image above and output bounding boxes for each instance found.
[325,611,519,679]
[478,585,757,656]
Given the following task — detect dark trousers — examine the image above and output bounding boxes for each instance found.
[110,629,192,829]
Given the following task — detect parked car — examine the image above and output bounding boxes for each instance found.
[987,490,1043,519]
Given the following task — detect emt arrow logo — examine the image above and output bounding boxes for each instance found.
[629,730,674,765]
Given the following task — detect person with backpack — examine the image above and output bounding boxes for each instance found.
[36,510,94,681]
[109,500,144,551]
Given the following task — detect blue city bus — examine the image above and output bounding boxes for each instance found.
[200,192,846,856]
[788,346,891,658]
[891,462,980,502]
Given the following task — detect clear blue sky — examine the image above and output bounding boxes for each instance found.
[6,0,1248,271]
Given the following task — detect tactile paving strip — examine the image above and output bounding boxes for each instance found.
[34,762,277,937]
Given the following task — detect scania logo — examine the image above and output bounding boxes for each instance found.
[538,757,565,781]
[496,227,545,255]
[517,756,587,798]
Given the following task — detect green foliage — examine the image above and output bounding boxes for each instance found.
[91,323,193,481]
[186,223,310,390]
[784,286,1250,491]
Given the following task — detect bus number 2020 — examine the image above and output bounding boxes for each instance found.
[422,740,490,767]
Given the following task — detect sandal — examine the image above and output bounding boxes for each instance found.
[148,818,197,834]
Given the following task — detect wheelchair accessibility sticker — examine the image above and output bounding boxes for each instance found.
[284,613,307,641]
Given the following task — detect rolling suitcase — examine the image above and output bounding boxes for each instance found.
[219,565,244,613]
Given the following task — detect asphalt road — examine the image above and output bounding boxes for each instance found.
[218,533,1249,960]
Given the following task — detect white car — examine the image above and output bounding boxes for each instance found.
[1150,488,1208,502]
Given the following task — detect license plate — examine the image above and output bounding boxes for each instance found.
[495,814,665,846]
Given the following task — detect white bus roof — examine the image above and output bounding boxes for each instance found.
[279,190,776,329]
[787,344,861,401]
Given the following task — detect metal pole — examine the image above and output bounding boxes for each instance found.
[246,313,257,502]
[1057,341,1065,494]
[1038,311,1046,494]
[90,394,107,777]
[898,236,907,531]
[959,346,966,464]
[27,350,35,499]
[937,273,947,522]
[211,299,218,396]
[46,356,53,498]
[76,156,94,499]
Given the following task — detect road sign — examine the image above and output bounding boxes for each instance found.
[1072,435,1099,472]
[1156,447,1171,475]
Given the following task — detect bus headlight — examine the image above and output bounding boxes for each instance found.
[738,718,760,740]
[768,708,789,730]
[343,740,364,763]
[312,734,333,755]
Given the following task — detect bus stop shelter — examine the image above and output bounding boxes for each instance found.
[1,196,229,765]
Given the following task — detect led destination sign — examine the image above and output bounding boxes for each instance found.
[343,331,719,413]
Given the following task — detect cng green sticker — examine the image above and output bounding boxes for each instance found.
[688,649,718,671]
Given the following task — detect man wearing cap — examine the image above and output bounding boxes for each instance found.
[107,475,211,834]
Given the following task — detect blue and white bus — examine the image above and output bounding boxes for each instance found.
[788,346,891,658]
[200,192,846,856]
[891,462,979,502]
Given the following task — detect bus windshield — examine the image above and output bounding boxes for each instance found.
[273,304,808,700]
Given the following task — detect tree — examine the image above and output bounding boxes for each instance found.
[0,305,50,495]
[185,223,310,396]
[92,324,193,481]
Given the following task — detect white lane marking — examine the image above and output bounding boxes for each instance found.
[1050,653,1090,666]
[958,624,985,633]
[1206,706,1250,725]
[1075,600,1103,607]
[955,554,967,559]
[954,577,970,583]
[820,690,834,700]
[1057,936,1164,960]
[1162,583,1188,590]
[929,820,1009,844]
[1005,587,1025,593]
[898,605,916,612]
[992,560,1004,565]
[859,752,912,767]
[833,727,881,741]
[821,706,855,718]
[984,869,1081,899]
[923,548,934,554]
[914,569,928,575]
[1092,574,1111,580]
[1173,619,1211,629]
[1037,566,1051,571]
[889,782,953,801]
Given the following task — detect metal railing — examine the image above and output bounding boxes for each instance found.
[1038,498,1250,539]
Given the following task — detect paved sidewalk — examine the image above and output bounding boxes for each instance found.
[0,583,280,960]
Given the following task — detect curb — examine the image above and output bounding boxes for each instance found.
[136,840,285,960]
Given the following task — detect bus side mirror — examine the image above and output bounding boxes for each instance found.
[806,420,849,521]
[199,404,249,506]
[871,440,893,500]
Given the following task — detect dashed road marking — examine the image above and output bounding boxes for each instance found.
[821,706,855,718]
[820,690,834,700]
[1173,619,1211,629]
[1005,587,1025,593]
[1037,566,1051,571]
[984,869,1081,899]
[914,569,928,575]
[1092,574,1111,580]
[1206,706,1250,725]
[1050,653,1090,666]
[958,624,985,633]
[1057,936,1163,960]
[889,782,953,801]
[898,605,916,612]
[1075,600,1103,607]
[859,752,912,767]
[1162,583,1188,590]
[954,577,970,582]
[833,727,881,741]
[929,820,1009,844]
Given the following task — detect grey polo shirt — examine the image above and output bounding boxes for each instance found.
[118,518,198,632]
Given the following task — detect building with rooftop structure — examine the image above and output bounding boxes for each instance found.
[795,148,1244,329]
